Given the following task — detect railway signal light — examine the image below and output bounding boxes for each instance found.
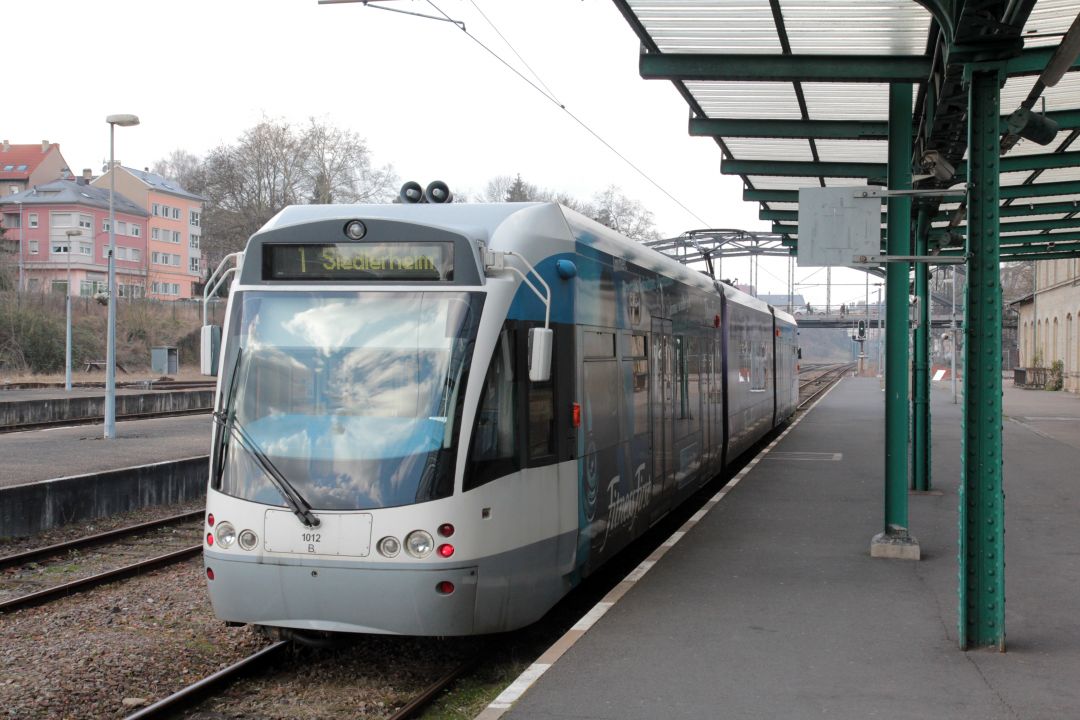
[857,320,866,340]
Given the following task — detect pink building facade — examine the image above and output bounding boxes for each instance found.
[1,179,149,298]
[92,167,204,300]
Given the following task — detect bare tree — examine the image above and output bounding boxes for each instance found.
[304,118,396,204]
[592,185,660,241]
[151,149,202,190]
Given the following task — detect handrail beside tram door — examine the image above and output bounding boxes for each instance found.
[201,252,244,376]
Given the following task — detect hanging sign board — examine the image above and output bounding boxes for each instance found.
[796,187,883,268]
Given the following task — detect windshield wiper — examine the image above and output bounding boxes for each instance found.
[212,348,244,486]
[226,418,321,528]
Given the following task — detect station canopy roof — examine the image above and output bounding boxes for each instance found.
[612,0,1080,262]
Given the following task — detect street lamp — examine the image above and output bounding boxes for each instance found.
[104,113,139,439]
[64,229,82,391]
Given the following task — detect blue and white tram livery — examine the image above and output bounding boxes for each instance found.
[202,199,798,637]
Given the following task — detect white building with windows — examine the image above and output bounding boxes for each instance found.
[1015,258,1080,393]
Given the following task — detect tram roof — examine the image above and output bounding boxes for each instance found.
[612,0,1080,261]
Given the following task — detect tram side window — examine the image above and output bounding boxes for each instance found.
[467,330,519,490]
[528,327,556,461]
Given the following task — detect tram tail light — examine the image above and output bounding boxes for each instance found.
[572,402,581,428]
[206,533,214,546]
[438,523,455,538]
[436,581,455,595]
[437,544,455,558]
[206,567,214,580]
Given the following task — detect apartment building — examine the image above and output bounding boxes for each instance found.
[92,166,204,300]
[0,179,149,298]
[1,140,70,196]
[1015,258,1080,393]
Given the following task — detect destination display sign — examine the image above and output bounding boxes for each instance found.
[264,242,453,281]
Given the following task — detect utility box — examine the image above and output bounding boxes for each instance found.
[151,346,179,375]
[797,186,883,267]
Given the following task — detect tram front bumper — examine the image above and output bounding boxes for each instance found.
[204,553,479,636]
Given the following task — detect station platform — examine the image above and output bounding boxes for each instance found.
[0,414,212,488]
[492,377,1080,719]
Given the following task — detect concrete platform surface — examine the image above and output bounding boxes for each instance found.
[501,377,1080,720]
[0,414,212,487]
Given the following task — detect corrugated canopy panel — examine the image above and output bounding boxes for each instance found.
[724,137,814,160]
[616,0,1080,251]
[779,0,931,55]
[685,81,803,118]
[627,0,781,53]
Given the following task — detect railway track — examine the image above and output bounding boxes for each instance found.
[798,362,856,410]
[122,643,478,720]
[0,511,203,613]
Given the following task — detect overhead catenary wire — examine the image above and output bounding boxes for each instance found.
[330,0,712,229]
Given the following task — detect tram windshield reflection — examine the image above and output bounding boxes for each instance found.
[218,290,483,510]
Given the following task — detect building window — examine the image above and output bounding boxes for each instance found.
[51,212,73,227]
[29,240,39,254]
[79,243,92,256]
[28,213,38,228]
[9,185,18,194]
[131,249,141,262]
[28,278,39,292]
[78,214,92,229]
[116,221,127,235]
[189,256,200,273]
[152,203,161,216]
[130,224,141,237]
[3,213,20,229]
[102,219,111,232]
[172,230,181,243]
[51,242,69,255]
[189,210,200,227]
[117,247,127,260]
[172,207,181,220]
[189,234,200,249]
[51,280,69,294]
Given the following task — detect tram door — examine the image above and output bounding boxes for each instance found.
[650,317,674,522]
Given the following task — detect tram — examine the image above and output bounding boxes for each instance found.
[201,192,798,637]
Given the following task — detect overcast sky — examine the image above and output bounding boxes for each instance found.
[6,0,873,307]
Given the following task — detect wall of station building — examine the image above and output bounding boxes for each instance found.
[1017,258,1080,394]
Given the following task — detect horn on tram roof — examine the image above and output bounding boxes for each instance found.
[424,180,453,204]
[399,180,424,204]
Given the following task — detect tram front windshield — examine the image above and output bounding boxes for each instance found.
[217,290,483,510]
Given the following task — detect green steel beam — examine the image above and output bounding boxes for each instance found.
[730,151,1080,181]
[746,180,1080,205]
[1004,47,1080,77]
[690,117,890,140]
[933,200,1080,223]
[639,52,932,82]
[997,217,1080,233]
[1001,250,1080,260]
[688,109,1080,144]
[723,158,886,178]
[941,240,1080,256]
[959,67,1005,652]
[913,207,931,492]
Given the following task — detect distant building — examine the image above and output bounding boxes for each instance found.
[0,140,70,196]
[1014,258,1080,393]
[0,179,149,297]
[92,166,205,300]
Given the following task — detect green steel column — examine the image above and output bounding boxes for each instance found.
[872,82,919,560]
[959,67,1005,651]
[912,207,931,492]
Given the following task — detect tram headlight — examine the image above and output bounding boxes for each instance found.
[377,536,401,558]
[238,529,259,551]
[215,522,237,549]
[405,530,434,559]
[344,220,367,240]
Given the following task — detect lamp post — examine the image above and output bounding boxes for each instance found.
[64,229,82,391]
[17,200,24,291]
[104,113,139,439]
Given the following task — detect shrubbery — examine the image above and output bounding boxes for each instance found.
[0,291,214,376]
